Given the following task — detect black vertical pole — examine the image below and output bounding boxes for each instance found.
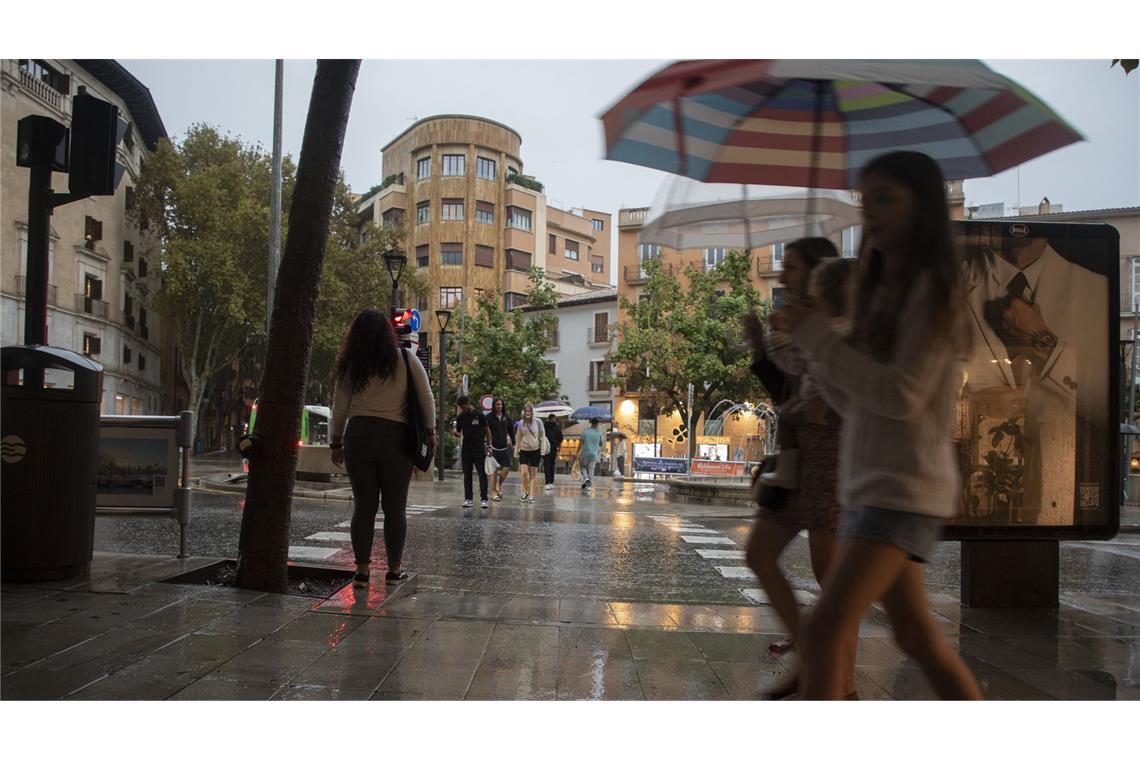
[25,162,53,347]
[437,330,447,481]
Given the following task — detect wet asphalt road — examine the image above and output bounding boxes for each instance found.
[92,474,1140,606]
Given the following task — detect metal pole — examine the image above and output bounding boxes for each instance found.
[24,162,52,347]
[268,59,284,332]
[686,382,694,473]
[437,330,447,481]
[179,437,191,559]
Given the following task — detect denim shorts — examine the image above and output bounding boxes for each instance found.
[840,506,944,563]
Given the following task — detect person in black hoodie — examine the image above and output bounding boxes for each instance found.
[542,414,564,491]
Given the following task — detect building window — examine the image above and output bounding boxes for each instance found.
[565,240,580,261]
[504,292,528,310]
[123,345,132,365]
[592,312,610,344]
[548,234,557,255]
[84,216,102,251]
[19,59,69,95]
[506,206,532,231]
[125,186,136,211]
[475,245,494,269]
[705,247,726,271]
[416,157,431,180]
[474,288,486,301]
[440,287,463,309]
[506,249,532,272]
[592,218,605,231]
[382,208,404,228]
[416,201,430,225]
[1131,259,1140,312]
[123,124,135,154]
[124,293,134,328]
[771,286,787,309]
[476,157,496,180]
[591,256,604,274]
[638,399,657,436]
[442,154,465,176]
[139,307,148,342]
[475,201,494,225]
[441,243,463,266]
[139,354,146,372]
[841,225,862,258]
[82,333,101,356]
[123,241,134,262]
[638,243,661,262]
[416,244,429,268]
[138,257,148,278]
[589,361,610,392]
[771,242,784,271]
[441,199,464,222]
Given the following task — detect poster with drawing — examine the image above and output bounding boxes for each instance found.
[947,221,1118,538]
[96,425,179,508]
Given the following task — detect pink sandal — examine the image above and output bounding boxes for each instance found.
[768,638,795,658]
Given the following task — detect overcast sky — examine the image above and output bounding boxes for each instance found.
[122,59,1139,251]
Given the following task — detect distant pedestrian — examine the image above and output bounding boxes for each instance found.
[454,395,491,508]
[542,413,564,491]
[778,151,982,700]
[515,403,544,503]
[330,308,435,589]
[486,397,514,501]
[613,435,627,478]
[579,418,604,491]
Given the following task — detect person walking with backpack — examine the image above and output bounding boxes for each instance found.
[542,414,564,492]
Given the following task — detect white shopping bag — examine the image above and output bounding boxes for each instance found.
[485,455,500,477]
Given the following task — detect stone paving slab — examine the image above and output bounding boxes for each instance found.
[4,551,1139,701]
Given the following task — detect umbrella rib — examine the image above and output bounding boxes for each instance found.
[879,81,998,178]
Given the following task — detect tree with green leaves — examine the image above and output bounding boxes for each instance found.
[610,251,766,459]
[132,124,295,441]
[447,267,562,417]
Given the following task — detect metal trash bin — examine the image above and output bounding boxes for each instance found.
[2,345,104,580]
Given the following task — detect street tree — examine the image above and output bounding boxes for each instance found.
[448,267,562,417]
[236,60,362,593]
[610,251,766,459]
[132,124,295,442]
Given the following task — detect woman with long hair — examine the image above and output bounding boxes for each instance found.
[515,402,544,503]
[742,236,855,699]
[486,397,514,501]
[777,151,981,699]
[330,308,435,589]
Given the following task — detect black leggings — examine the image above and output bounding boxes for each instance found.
[544,450,558,485]
[343,416,412,568]
[462,448,488,500]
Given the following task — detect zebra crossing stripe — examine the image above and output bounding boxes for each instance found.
[741,587,818,605]
[714,565,754,579]
[696,549,746,560]
[305,532,352,541]
[671,527,719,534]
[680,535,735,545]
[287,546,339,561]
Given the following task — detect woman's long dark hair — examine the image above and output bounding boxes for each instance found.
[334,308,400,394]
[850,151,968,361]
[786,237,838,297]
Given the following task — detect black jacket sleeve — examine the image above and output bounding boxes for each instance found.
[751,355,786,403]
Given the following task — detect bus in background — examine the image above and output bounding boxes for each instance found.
[242,402,336,481]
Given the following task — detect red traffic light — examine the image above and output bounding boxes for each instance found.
[390,307,415,335]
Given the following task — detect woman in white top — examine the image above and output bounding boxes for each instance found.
[514,402,545,503]
[330,309,435,589]
[777,151,982,700]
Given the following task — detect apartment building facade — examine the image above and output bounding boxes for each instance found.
[1,59,172,415]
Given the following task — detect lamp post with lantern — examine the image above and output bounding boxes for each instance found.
[435,308,453,481]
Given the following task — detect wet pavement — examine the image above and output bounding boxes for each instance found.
[3,474,1139,700]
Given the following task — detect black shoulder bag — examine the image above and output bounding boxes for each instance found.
[402,348,434,471]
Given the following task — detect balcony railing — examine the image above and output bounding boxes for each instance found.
[623,263,674,284]
[14,276,58,305]
[19,68,64,112]
[586,327,611,345]
[619,208,649,228]
[76,294,109,319]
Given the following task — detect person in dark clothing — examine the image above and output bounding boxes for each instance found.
[542,414,564,491]
[486,397,514,501]
[454,396,492,508]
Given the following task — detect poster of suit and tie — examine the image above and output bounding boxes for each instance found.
[947,221,1119,539]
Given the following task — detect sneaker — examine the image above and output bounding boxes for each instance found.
[480,499,489,509]
[544,484,553,492]
[463,500,473,508]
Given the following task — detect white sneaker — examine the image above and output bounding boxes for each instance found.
[544,484,553,492]
[463,500,473,508]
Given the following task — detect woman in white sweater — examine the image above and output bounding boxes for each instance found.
[329,309,435,589]
[777,151,982,700]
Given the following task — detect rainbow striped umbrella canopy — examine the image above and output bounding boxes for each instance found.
[601,59,1083,189]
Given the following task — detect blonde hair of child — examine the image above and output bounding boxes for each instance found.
[809,257,858,319]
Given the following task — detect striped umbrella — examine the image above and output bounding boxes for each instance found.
[601,59,1083,189]
[534,400,574,417]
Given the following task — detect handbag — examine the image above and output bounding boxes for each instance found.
[570,458,582,481]
[485,454,500,477]
[751,454,789,510]
[540,434,551,457]
[401,349,434,471]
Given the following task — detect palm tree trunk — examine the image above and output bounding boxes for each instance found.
[235,60,361,592]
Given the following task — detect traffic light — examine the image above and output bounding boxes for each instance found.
[390,307,415,337]
[68,93,129,197]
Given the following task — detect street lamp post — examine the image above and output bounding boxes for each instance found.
[436,308,453,482]
[383,249,407,311]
